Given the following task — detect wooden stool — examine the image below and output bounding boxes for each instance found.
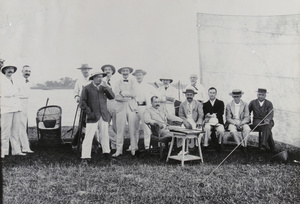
[166,130,204,167]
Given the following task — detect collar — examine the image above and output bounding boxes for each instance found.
[210,99,216,105]
[92,82,101,89]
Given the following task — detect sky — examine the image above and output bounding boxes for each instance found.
[1,0,299,85]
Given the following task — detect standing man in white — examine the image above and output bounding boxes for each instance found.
[101,64,117,151]
[158,76,177,115]
[189,74,207,103]
[132,69,158,151]
[71,64,93,148]
[16,65,34,153]
[113,67,138,157]
[1,65,26,158]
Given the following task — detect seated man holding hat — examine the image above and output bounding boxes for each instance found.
[80,71,115,163]
[203,87,225,150]
[225,89,251,154]
[249,88,275,151]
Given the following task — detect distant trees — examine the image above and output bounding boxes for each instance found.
[33,77,76,89]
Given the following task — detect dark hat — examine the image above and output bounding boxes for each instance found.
[77,64,93,70]
[271,150,288,163]
[1,65,17,74]
[229,89,244,96]
[132,69,147,76]
[89,72,107,80]
[256,88,268,93]
[183,87,197,94]
[118,67,134,74]
[101,64,116,75]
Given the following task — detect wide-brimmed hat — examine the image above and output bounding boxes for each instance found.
[229,89,244,96]
[1,65,17,74]
[256,88,268,94]
[159,76,173,83]
[132,69,147,76]
[118,67,134,74]
[183,86,197,94]
[207,117,219,126]
[77,64,93,70]
[101,64,116,75]
[89,72,107,80]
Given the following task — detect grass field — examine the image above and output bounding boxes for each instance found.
[2,127,300,203]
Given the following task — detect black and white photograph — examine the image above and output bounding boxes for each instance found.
[0,0,299,203]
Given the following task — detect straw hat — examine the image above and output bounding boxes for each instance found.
[118,67,134,74]
[159,75,173,83]
[89,72,107,80]
[256,88,268,93]
[132,69,147,76]
[207,117,219,126]
[77,64,93,70]
[101,64,116,75]
[229,89,244,96]
[183,86,197,94]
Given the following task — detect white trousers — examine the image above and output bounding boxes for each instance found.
[81,117,110,159]
[135,106,151,149]
[228,124,251,147]
[1,112,22,157]
[116,104,138,155]
[203,124,225,146]
[19,104,32,152]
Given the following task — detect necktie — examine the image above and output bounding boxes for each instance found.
[165,86,168,90]
[26,78,29,83]
[188,103,191,115]
[107,79,111,85]
[123,80,128,82]
[10,79,13,84]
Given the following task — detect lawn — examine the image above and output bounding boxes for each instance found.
[2,127,300,203]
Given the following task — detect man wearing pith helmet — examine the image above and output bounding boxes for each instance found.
[113,67,139,158]
[225,89,251,155]
[80,71,115,164]
[249,88,275,152]
[1,65,26,158]
[158,75,177,115]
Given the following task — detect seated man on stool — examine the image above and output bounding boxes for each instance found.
[203,87,225,151]
[225,89,251,155]
[249,88,275,152]
[144,96,183,139]
[178,87,203,153]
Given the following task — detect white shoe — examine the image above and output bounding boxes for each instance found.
[112,153,122,157]
[23,150,34,153]
[14,152,27,156]
[177,150,189,156]
[126,146,132,152]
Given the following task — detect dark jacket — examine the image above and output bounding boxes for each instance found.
[248,99,274,126]
[80,82,115,123]
[203,99,225,125]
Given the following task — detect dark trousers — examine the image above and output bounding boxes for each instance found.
[253,120,275,151]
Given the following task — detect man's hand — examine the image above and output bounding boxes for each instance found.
[166,96,175,102]
[183,121,192,129]
[264,119,270,124]
[100,81,108,88]
[196,124,202,129]
[76,96,80,103]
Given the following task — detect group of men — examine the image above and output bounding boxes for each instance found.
[73,64,275,164]
[0,59,34,159]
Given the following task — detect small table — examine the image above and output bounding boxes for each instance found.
[166,126,204,167]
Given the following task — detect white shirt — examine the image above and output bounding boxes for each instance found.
[135,81,160,107]
[210,99,216,107]
[0,74,21,114]
[191,83,207,102]
[234,102,241,119]
[73,76,90,99]
[15,76,31,111]
[259,100,265,107]
[158,85,177,104]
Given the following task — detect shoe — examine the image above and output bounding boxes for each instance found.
[132,150,140,159]
[23,150,34,153]
[177,150,189,156]
[14,152,27,156]
[112,153,122,158]
[103,153,111,160]
[126,146,132,152]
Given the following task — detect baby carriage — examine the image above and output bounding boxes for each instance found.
[36,104,62,145]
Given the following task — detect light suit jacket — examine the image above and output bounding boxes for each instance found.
[144,106,182,125]
[225,100,250,125]
[178,100,203,124]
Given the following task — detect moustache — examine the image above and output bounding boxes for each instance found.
[155,104,160,107]
[187,97,193,100]
[8,71,13,74]
[25,74,30,76]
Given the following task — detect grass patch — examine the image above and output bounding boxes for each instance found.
[2,127,300,203]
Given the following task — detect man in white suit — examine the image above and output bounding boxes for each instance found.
[113,67,139,157]
[16,65,34,153]
[1,65,26,158]
[158,76,177,115]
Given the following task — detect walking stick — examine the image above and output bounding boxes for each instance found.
[70,104,79,136]
[41,98,49,122]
